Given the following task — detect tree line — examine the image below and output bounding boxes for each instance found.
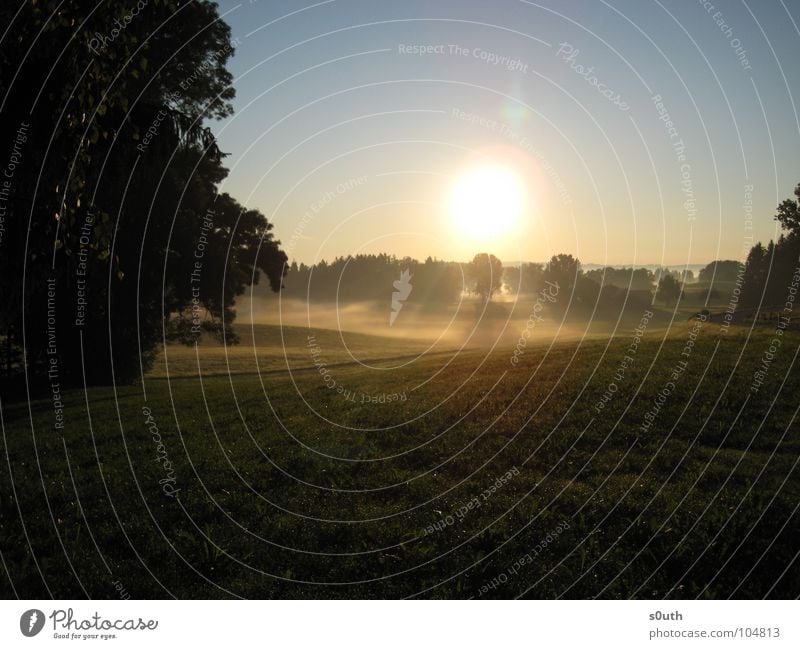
[273,181,800,317]
[272,252,751,310]
[738,184,800,309]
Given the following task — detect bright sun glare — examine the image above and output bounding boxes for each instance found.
[449,165,525,238]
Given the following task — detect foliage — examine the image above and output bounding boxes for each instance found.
[278,254,463,306]
[0,1,286,384]
[503,262,545,294]
[657,274,682,306]
[585,267,655,291]
[469,253,504,302]
[697,260,744,285]
[740,182,800,308]
[774,182,800,234]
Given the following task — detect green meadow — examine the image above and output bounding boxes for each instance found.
[1,316,798,598]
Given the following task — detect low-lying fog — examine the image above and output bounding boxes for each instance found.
[233,294,644,350]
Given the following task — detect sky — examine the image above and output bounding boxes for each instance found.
[210,0,800,267]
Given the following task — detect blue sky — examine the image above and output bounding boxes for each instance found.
[211,0,800,267]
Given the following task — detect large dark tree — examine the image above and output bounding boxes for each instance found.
[0,1,286,387]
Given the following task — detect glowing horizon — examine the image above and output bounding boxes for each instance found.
[212,0,799,268]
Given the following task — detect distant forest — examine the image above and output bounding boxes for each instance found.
[273,229,800,312]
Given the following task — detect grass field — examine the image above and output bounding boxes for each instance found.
[1,313,799,598]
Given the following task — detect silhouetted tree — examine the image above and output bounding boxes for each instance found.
[657,274,682,306]
[775,182,800,234]
[544,254,580,298]
[469,253,503,302]
[698,260,744,285]
[504,263,545,295]
[741,243,769,307]
[740,182,800,310]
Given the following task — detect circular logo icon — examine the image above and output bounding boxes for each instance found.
[20,609,45,637]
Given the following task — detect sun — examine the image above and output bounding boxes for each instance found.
[449,165,525,238]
